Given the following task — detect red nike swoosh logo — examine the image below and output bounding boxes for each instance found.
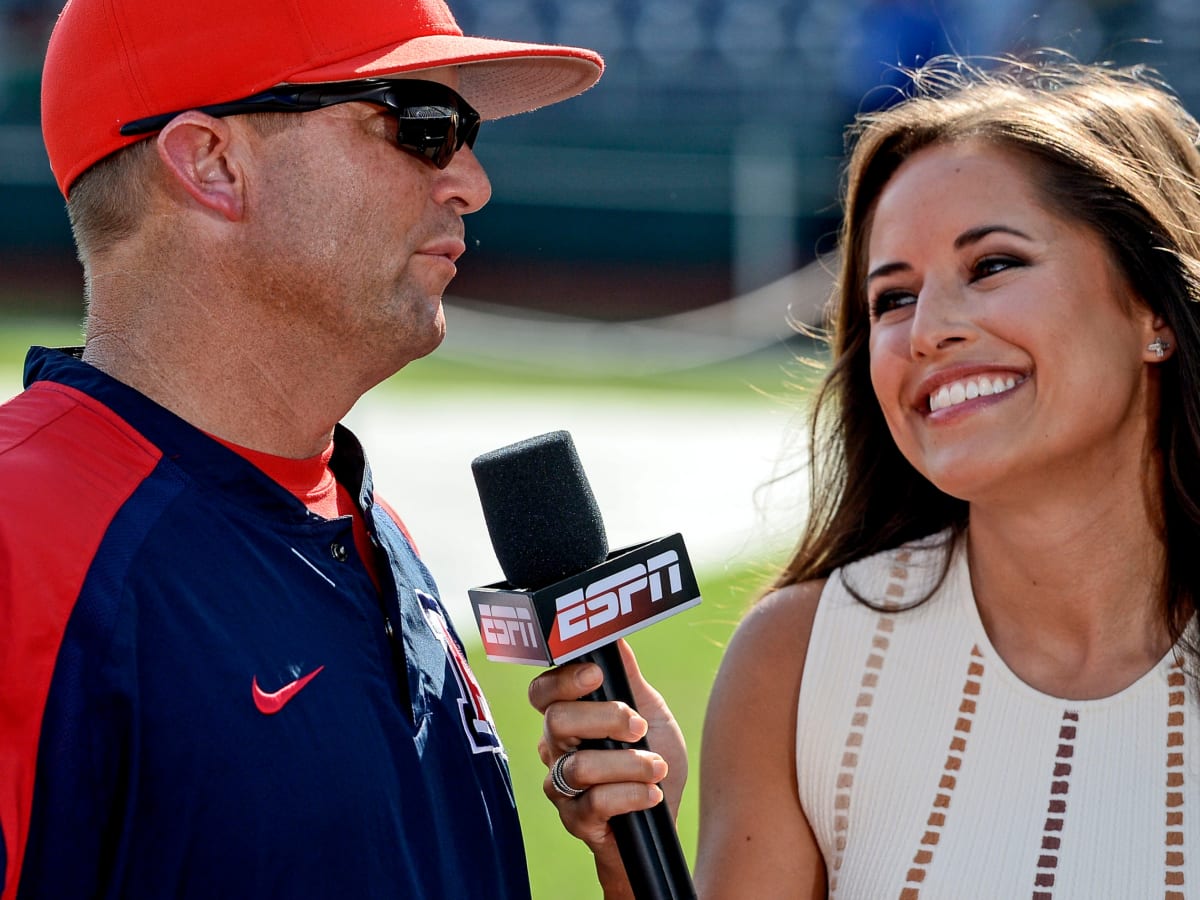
[252,665,325,715]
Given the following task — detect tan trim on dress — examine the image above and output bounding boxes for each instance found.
[899,645,985,900]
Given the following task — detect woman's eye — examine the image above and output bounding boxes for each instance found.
[870,289,916,319]
[972,255,1024,280]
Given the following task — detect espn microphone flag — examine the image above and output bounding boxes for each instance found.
[471,533,699,664]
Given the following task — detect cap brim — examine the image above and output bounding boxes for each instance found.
[288,34,604,120]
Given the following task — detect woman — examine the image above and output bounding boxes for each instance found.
[529,56,1200,898]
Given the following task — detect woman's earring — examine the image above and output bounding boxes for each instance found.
[1148,336,1172,359]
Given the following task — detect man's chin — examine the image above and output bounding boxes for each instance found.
[401,315,447,367]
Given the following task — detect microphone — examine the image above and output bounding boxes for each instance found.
[468,430,699,900]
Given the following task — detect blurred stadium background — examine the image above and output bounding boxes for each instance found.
[2,0,1193,332]
[2,2,1195,895]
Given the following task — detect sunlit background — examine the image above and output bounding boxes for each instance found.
[4,0,1194,321]
[1,1,1193,895]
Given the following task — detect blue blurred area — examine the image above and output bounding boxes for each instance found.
[0,0,1192,318]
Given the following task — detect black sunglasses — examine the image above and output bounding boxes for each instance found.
[119,79,482,169]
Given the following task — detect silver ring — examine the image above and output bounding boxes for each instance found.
[551,750,586,799]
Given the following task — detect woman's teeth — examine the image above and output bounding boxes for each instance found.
[929,375,1019,412]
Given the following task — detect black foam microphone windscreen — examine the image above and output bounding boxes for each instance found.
[471,430,610,589]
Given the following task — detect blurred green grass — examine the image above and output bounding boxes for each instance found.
[1,310,805,897]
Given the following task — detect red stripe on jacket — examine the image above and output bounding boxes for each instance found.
[0,381,162,900]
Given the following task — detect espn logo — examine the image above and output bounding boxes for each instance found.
[478,604,539,650]
[554,550,682,642]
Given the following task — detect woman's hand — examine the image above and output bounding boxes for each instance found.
[528,640,687,897]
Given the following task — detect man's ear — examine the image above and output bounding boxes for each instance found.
[155,111,246,221]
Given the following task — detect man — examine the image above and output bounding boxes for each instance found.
[0,0,601,896]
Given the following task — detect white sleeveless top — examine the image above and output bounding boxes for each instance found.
[797,533,1199,899]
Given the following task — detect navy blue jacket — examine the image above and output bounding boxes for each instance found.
[1,347,529,899]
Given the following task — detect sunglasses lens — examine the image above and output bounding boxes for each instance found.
[395,106,465,168]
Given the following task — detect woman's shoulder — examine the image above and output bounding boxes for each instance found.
[719,530,960,682]
[717,578,828,692]
[751,579,827,639]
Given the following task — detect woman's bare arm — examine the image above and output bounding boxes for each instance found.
[695,579,827,899]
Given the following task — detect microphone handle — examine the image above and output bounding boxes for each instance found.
[579,642,697,900]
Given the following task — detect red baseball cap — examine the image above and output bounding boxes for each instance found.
[41,0,604,197]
